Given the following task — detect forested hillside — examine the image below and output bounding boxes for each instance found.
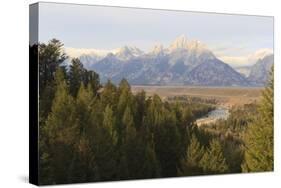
[35,39,273,185]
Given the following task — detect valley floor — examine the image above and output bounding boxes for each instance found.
[131,85,263,108]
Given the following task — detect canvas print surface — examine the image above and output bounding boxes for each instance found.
[29,2,274,185]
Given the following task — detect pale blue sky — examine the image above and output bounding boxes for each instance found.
[38,2,273,57]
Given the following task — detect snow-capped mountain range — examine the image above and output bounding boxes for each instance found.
[64,35,273,86]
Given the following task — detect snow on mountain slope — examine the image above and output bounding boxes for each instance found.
[115,46,144,60]
[64,35,273,86]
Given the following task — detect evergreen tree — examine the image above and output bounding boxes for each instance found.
[103,105,118,145]
[199,139,229,174]
[39,84,56,120]
[76,84,94,133]
[115,105,135,179]
[70,84,100,182]
[117,79,134,119]
[39,39,67,94]
[43,68,79,183]
[154,109,181,177]
[145,95,164,129]
[84,70,101,96]
[141,140,161,178]
[118,79,131,92]
[122,106,140,179]
[100,80,118,109]
[179,134,204,175]
[177,106,195,160]
[39,39,67,119]
[221,139,243,173]
[242,67,274,172]
[69,58,85,97]
[133,133,161,179]
[69,136,99,182]
[122,106,136,141]
[86,99,117,181]
[134,90,146,129]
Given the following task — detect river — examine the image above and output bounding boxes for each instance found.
[196,106,230,127]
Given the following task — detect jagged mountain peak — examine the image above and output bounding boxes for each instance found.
[167,35,215,66]
[169,35,208,52]
[169,35,189,49]
[115,45,144,60]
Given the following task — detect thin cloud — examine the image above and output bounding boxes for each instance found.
[217,48,273,67]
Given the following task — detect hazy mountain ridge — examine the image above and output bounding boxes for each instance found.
[248,54,274,86]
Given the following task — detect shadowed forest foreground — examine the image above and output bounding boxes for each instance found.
[35,39,273,185]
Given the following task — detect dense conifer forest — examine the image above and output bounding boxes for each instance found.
[34,39,273,185]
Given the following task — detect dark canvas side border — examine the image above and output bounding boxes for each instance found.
[29,3,39,186]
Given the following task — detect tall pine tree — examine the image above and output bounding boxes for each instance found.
[69,58,85,97]
[39,39,67,119]
[199,139,229,174]
[39,38,67,94]
[69,84,99,182]
[242,67,273,172]
[179,134,204,176]
[43,68,79,184]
